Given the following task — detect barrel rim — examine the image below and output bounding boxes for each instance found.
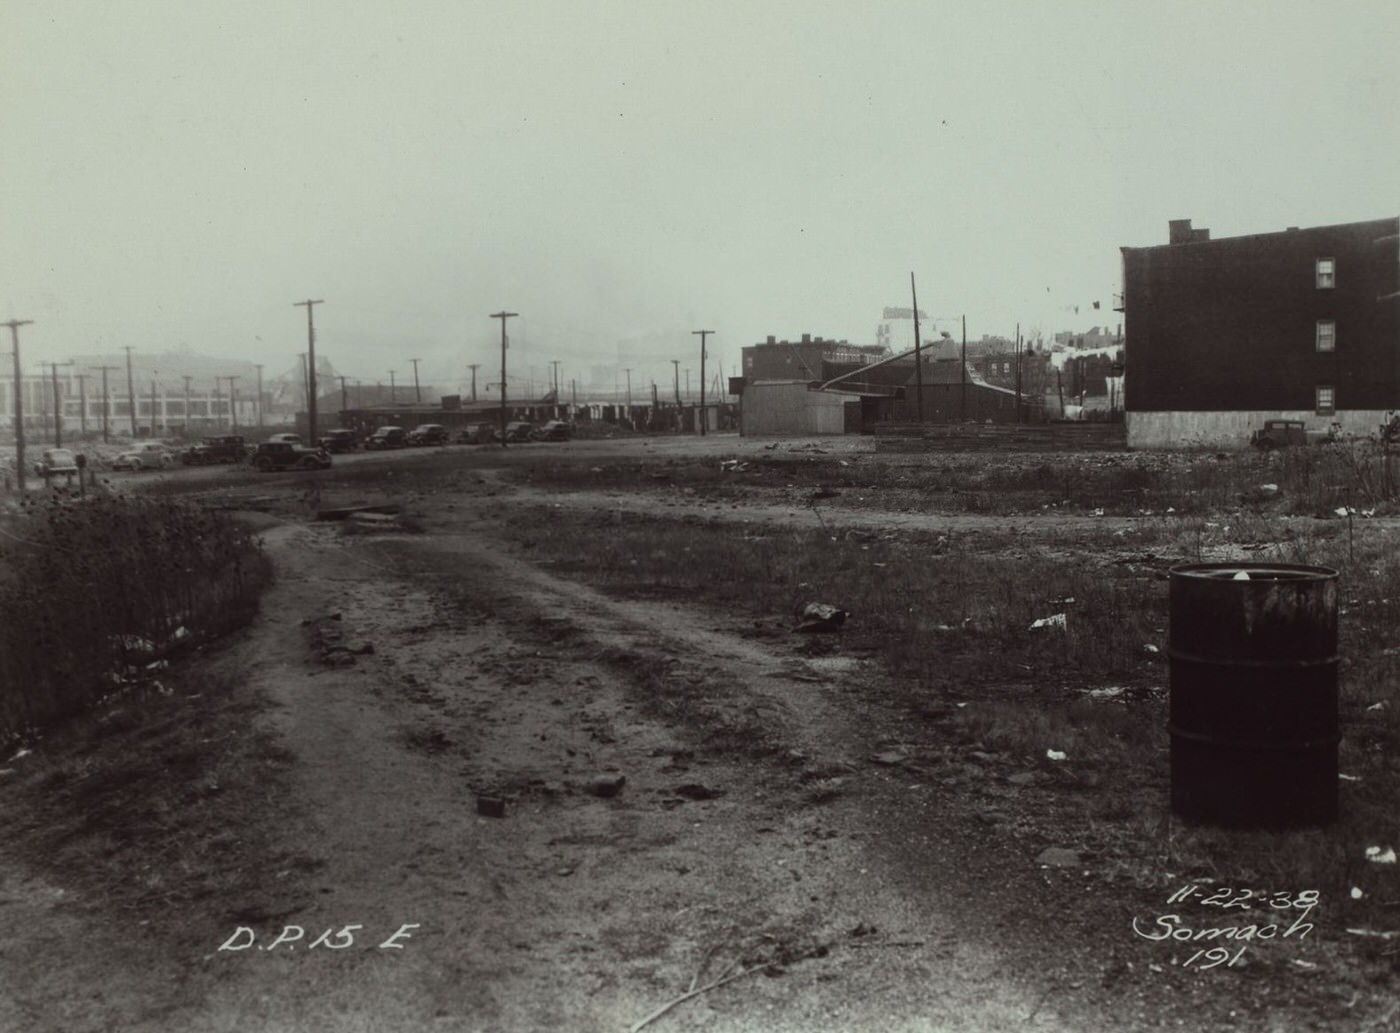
[1169,561,1339,582]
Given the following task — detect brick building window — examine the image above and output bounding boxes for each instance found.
[1315,385,1335,415]
[1316,320,1336,352]
[1316,257,1335,289]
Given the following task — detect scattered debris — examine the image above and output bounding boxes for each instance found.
[1045,749,1067,762]
[1029,613,1067,632]
[1364,846,1397,865]
[793,602,848,634]
[1035,847,1081,868]
[1007,772,1037,786]
[1367,701,1387,712]
[869,750,910,767]
[476,795,506,818]
[1351,887,1365,900]
[1084,687,1125,700]
[591,773,627,799]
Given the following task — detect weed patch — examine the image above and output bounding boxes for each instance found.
[0,494,274,742]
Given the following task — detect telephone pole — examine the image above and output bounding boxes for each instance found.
[224,376,240,431]
[550,360,561,399]
[293,299,323,442]
[254,364,265,428]
[490,311,517,447]
[93,364,119,444]
[670,359,681,406]
[75,373,89,437]
[4,320,32,491]
[623,368,632,412]
[467,363,480,402]
[911,273,924,424]
[337,375,348,415]
[41,361,73,446]
[123,345,137,436]
[410,358,422,403]
[693,330,713,436]
[182,375,193,433]
[388,369,396,403]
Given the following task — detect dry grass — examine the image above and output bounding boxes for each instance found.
[0,493,274,742]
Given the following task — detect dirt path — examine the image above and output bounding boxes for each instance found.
[164,515,1093,1032]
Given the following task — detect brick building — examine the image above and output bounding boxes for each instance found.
[1121,216,1400,448]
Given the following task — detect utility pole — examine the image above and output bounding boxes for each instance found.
[670,359,681,407]
[623,368,632,412]
[182,375,193,434]
[693,330,713,436]
[1014,322,1022,424]
[93,364,118,444]
[684,368,691,400]
[212,379,222,434]
[410,358,422,403]
[490,311,517,448]
[123,345,137,436]
[4,320,32,491]
[150,380,159,435]
[293,298,323,442]
[467,363,480,402]
[254,364,265,429]
[41,361,73,446]
[337,375,348,415]
[550,360,561,399]
[75,373,89,437]
[960,315,967,422]
[388,369,396,403]
[225,375,240,431]
[911,273,924,424]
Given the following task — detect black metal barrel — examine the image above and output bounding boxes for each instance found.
[1168,562,1339,828]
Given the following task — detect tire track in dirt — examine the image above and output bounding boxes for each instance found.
[189,518,1088,1032]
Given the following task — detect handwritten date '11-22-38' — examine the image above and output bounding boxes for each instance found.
[1131,888,1320,971]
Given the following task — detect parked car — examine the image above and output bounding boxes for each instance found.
[33,447,80,478]
[531,420,572,442]
[1250,419,1308,450]
[407,423,449,446]
[265,432,303,445]
[251,441,332,472]
[182,435,247,465]
[457,422,497,445]
[496,421,535,443]
[318,428,359,453]
[363,426,408,450]
[112,441,174,470]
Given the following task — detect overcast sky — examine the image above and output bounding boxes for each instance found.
[4,1,1398,396]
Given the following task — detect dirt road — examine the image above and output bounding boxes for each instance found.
[4,440,1387,1032]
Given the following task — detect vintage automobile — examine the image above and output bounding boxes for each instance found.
[457,422,497,445]
[264,432,303,445]
[1250,419,1308,450]
[496,421,535,443]
[33,447,80,479]
[318,428,359,453]
[182,435,247,465]
[363,426,408,450]
[111,441,174,470]
[406,423,450,446]
[250,441,332,472]
[531,420,573,442]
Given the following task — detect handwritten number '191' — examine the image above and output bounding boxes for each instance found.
[1182,946,1247,970]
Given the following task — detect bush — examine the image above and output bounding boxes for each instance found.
[0,494,273,741]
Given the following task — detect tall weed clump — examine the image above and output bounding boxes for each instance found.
[0,494,273,741]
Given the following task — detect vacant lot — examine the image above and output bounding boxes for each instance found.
[2,432,1396,1032]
